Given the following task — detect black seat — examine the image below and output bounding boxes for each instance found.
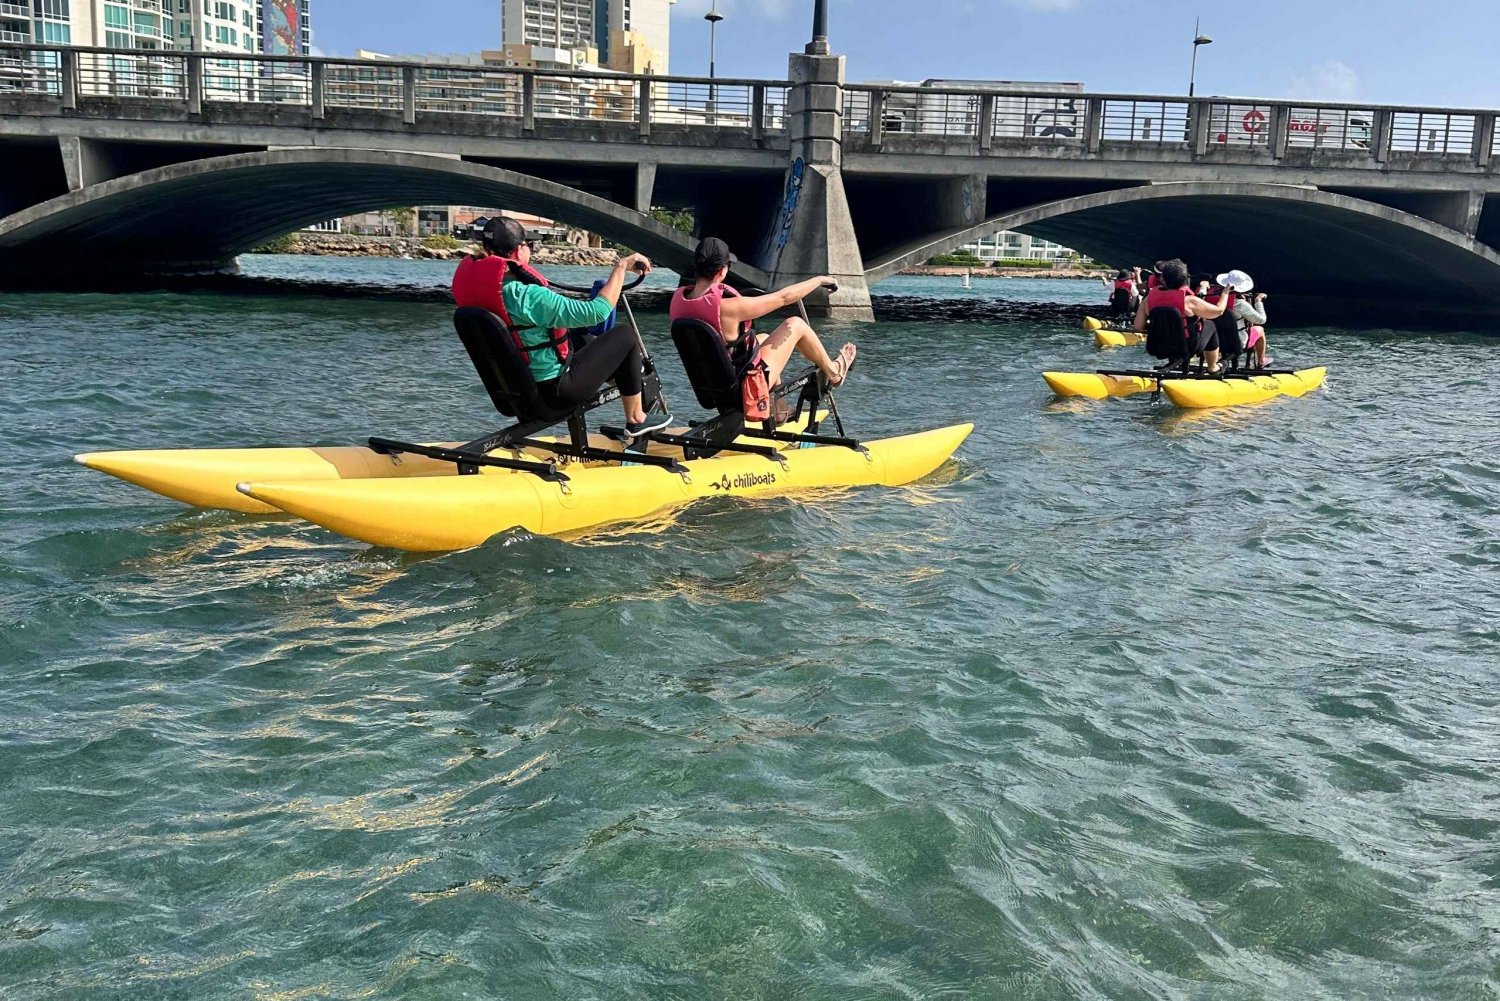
[367,307,685,480]
[452,305,659,446]
[453,306,555,421]
[661,315,862,461]
[1213,311,1248,371]
[670,316,751,416]
[1145,305,1193,367]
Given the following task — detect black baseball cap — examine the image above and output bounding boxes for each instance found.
[483,216,540,255]
[693,236,735,276]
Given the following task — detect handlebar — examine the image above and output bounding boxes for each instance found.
[546,270,648,295]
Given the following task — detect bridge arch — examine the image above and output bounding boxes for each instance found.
[0,147,771,287]
[864,182,1500,323]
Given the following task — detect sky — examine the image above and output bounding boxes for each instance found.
[313,0,1500,109]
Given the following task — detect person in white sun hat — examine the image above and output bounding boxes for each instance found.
[1216,269,1270,369]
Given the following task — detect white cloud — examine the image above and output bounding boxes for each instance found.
[1286,59,1360,101]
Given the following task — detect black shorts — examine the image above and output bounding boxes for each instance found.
[1194,326,1219,354]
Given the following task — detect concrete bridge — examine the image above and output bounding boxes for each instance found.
[3,37,1500,322]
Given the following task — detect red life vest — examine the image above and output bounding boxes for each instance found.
[452,254,571,366]
[1146,286,1190,337]
[1113,279,1135,292]
[1201,286,1238,312]
[1147,274,1160,292]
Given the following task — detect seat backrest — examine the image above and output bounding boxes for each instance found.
[1109,286,1134,317]
[1144,305,1190,361]
[452,307,546,419]
[671,317,742,414]
[1213,310,1243,356]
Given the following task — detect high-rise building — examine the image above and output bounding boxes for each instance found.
[601,0,671,71]
[4,2,311,55]
[503,0,672,74]
[502,0,596,50]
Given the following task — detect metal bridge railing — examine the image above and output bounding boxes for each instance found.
[1388,110,1477,155]
[843,82,1500,168]
[1099,98,1190,143]
[6,44,1499,170]
[0,43,791,137]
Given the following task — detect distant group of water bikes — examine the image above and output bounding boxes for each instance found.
[1043,257,1326,408]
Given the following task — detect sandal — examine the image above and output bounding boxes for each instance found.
[823,342,858,388]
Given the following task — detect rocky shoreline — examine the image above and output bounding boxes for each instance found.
[898,265,1109,280]
[254,232,622,266]
[254,234,1108,278]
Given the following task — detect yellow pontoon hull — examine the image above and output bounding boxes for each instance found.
[1043,371,1158,400]
[1094,329,1145,348]
[239,424,974,551]
[75,416,827,515]
[1043,368,1327,408]
[1161,367,1327,408]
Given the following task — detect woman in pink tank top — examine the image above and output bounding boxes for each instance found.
[669,237,856,388]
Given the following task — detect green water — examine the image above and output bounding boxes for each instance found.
[2,260,1497,1000]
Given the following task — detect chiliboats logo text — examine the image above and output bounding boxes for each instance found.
[709,471,777,491]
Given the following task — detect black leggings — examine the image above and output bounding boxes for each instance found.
[536,325,643,411]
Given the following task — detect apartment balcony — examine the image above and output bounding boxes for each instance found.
[0,28,31,44]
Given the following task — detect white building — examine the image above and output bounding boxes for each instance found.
[501,0,673,74]
[961,231,1079,263]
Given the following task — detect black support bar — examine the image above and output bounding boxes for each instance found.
[643,430,789,465]
[368,437,569,482]
[515,437,688,475]
[743,428,866,453]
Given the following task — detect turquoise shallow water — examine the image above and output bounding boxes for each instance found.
[2,259,1498,999]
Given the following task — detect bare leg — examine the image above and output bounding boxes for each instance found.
[621,393,645,424]
[755,317,857,386]
[1204,348,1221,371]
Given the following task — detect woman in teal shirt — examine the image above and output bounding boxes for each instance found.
[459,217,671,437]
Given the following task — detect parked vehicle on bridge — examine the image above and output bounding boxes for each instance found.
[1209,102,1373,150]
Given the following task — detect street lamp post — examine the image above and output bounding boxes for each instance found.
[705,0,723,122]
[705,1,724,81]
[1188,17,1212,97]
[807,0,829,55]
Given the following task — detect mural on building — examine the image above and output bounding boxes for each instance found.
[759,156,805,271]
[261,0,300,56]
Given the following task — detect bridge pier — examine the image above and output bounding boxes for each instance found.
[1405,189,1485,237]
[634,162,657,214]
[1326,187,1488,238]
[764,50,874,322]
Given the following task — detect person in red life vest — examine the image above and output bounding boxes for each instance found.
[669,237,857,390]
[453,217,672,438]
[1132,257,1230,370]
[1102,268,1138,316]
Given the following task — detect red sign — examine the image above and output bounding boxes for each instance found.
[1242,109,1267,134]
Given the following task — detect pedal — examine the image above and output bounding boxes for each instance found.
[599,424,653,466]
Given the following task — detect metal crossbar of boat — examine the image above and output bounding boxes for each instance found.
[1096,367,1300,379]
